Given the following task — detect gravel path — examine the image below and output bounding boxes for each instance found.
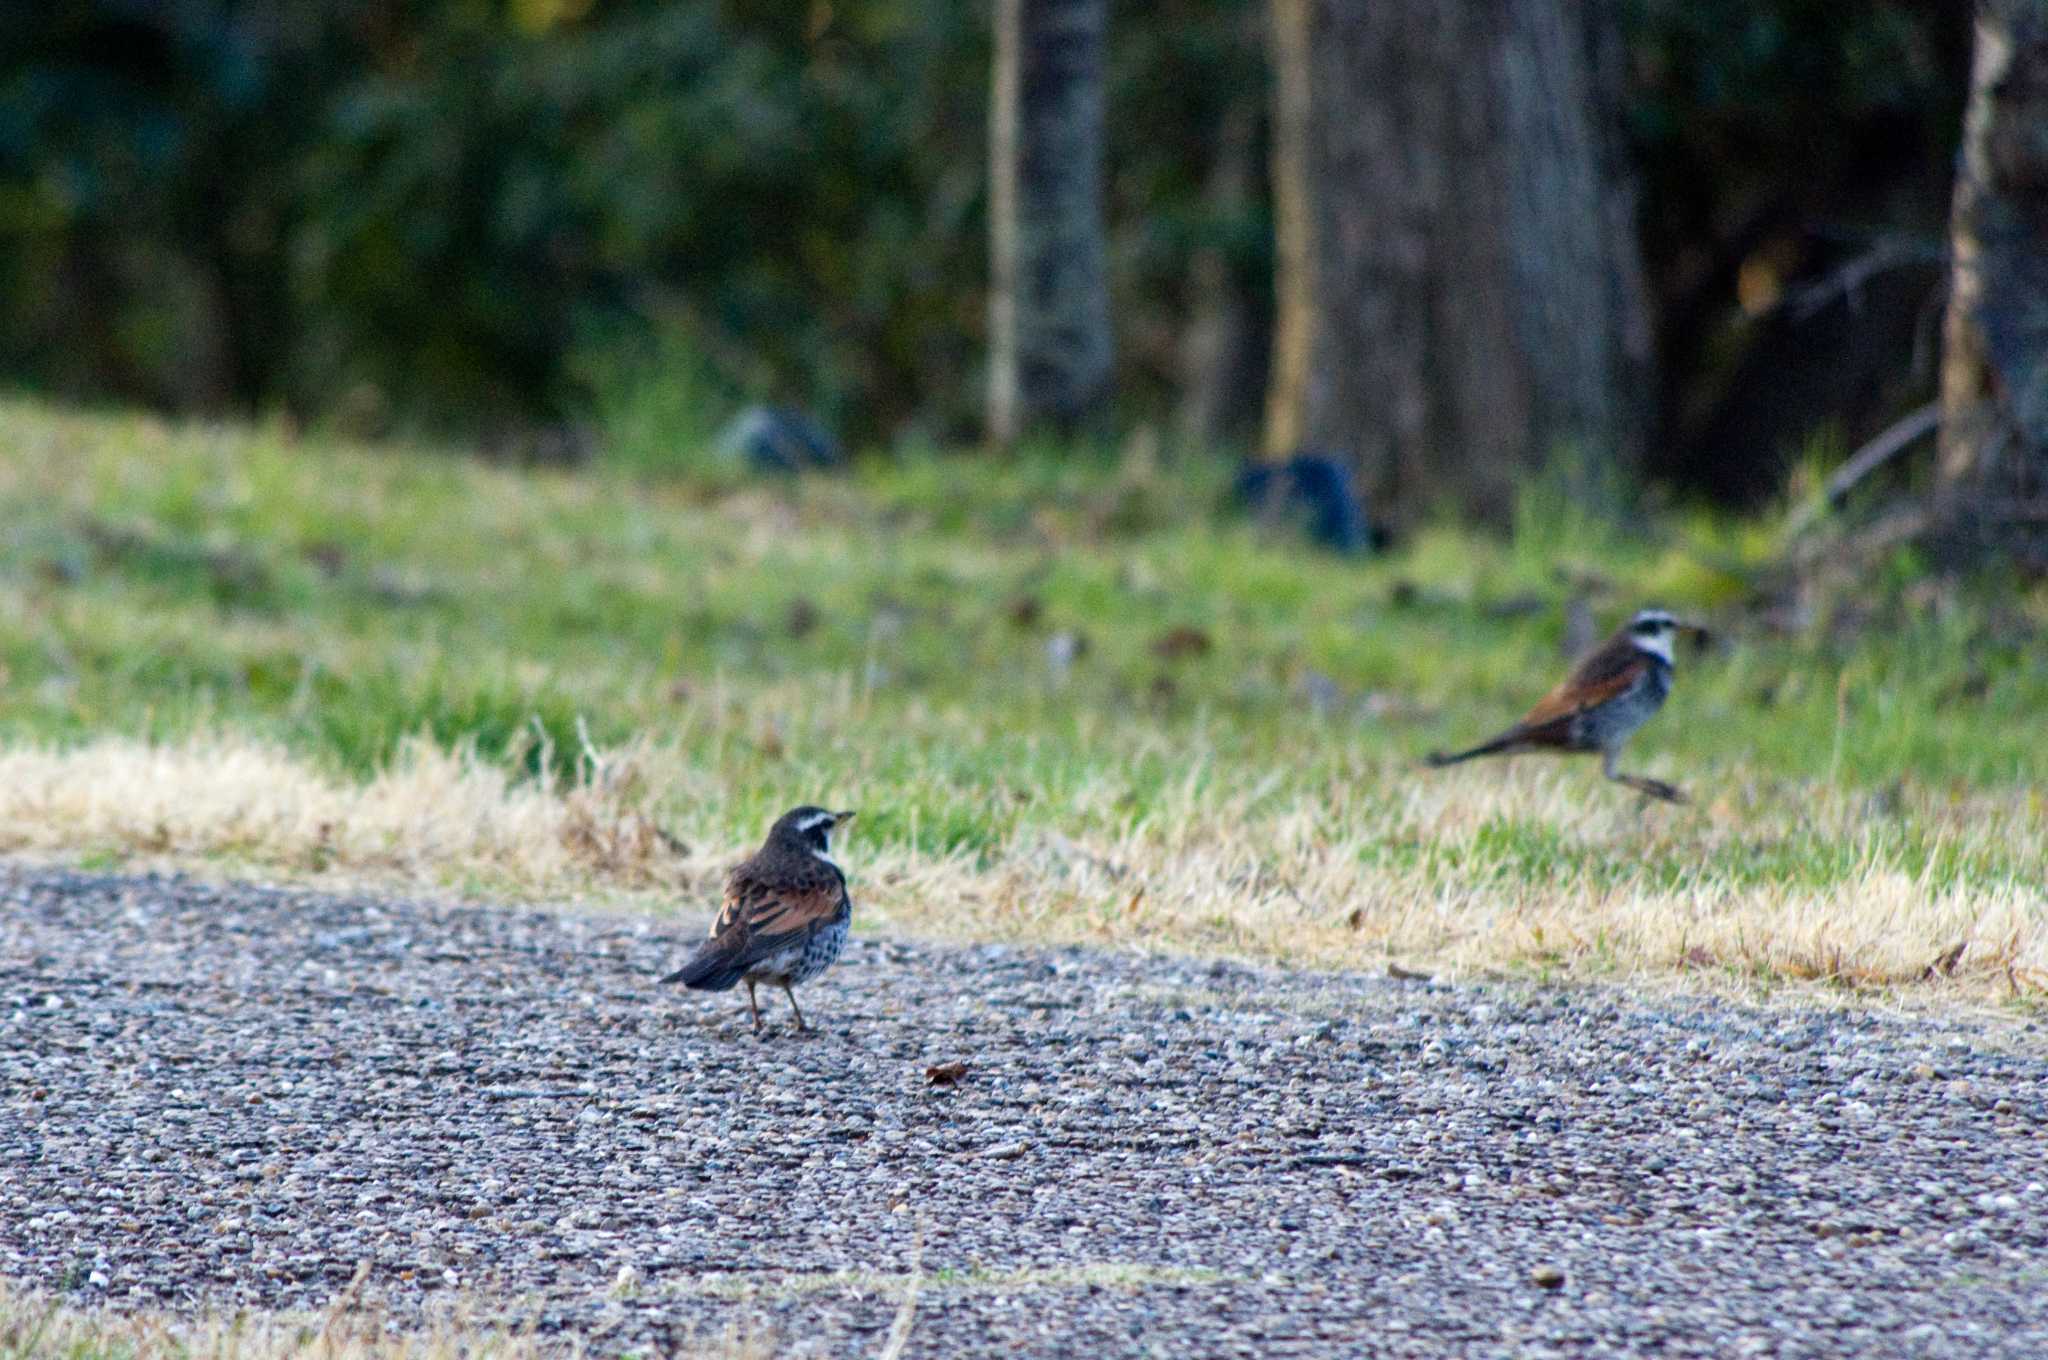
[4,865,2047,1358]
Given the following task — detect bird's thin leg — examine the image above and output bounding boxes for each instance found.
[745,979,762,1032]
[781,981,810,1032]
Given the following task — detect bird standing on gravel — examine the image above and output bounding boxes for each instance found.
[662,806,857,1033]
[1425,608,1707,803]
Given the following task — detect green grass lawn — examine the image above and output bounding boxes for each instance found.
[1,397,2043,1000]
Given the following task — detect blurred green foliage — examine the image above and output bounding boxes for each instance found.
[0,1,1961,468]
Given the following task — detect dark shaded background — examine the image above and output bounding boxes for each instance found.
[0,1,1966,500]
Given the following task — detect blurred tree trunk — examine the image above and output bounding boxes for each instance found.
[1938,1,2048,498]
[1263,0,1652,525]
[1175,98,1269,447]
[987,0,1114,447]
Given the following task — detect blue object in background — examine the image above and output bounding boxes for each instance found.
[1234,452,1379,554]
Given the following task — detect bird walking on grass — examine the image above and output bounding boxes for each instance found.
[662,806,857,1033]
[1425,608,1707,803]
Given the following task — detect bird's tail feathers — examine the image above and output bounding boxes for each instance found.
[1424,729,1524,768]
[662,950,744,991]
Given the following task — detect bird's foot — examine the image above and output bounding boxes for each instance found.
[1621,775,1688,805]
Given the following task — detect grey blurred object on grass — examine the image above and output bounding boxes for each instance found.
[716,406,844,475]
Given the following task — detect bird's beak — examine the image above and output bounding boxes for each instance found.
[1681,621,1712,650]
[833,810,858,826]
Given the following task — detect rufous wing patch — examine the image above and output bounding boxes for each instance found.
[704,861,846,973]
[1516,657,1645,728]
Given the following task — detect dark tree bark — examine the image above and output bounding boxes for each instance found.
[1939,1,2048,497]
[987,0,1114,446]
[1264,0,1653,525]
[1175,98,1269,447]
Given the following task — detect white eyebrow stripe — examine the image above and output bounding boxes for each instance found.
[797,812,835,831]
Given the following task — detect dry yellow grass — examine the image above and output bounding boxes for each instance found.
[3,730,2040,1006]
[0,735,701,893]
[0,1263,1225,1359]
[0,1278,763,1359]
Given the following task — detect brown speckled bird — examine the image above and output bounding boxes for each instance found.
[661,806,856,1032]
[1425,608,1706,803]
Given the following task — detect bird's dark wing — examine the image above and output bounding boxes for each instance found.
[703,858,846,971]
